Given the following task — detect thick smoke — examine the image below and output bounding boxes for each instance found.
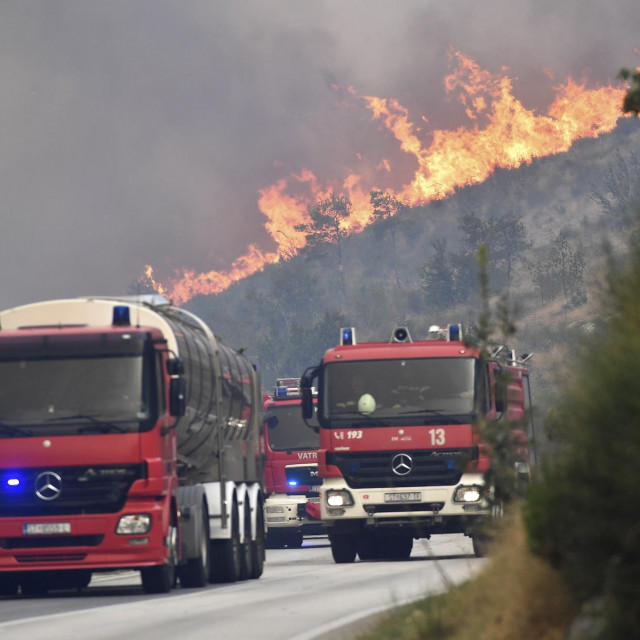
[0,0,638,307]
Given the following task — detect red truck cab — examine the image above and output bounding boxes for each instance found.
[301,325,535,563]
[263,378,324,548]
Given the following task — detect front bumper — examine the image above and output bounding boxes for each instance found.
[265,494,324,534]
[0,498,167,573]
[320,474,489,535]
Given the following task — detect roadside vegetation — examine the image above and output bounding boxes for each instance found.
[357,92,640,640]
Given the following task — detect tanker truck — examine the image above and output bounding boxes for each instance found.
[0,295,265,595]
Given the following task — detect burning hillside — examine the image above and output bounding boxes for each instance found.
[143,51,627,305]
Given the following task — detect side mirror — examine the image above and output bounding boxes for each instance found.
[167,357,184,376]
[300,366,319,421]
[301,388,313,420]
[169,377,186,417]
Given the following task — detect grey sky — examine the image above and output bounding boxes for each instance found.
[1,1,638,307]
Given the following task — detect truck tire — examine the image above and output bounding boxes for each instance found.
[329,534,357,564]
[357,534,378,561]
[265,531,284,549]
[209,501,241,583]
[239,502,253,580]
[286,531,304,548]
[249,503,265,579]
[382,535,413,560]
[20,573,49,596]
[472,533,490,558]
[141,519,178,594]
[179,499,210,588]
[0,573,19,596]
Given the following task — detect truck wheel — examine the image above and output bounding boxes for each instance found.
[472,534,490,558]
[265,531,284,549]
[329,534,357,564]
[0,573,19,596]
[179,500,210,588]
[209,502,241,583]
[357,535,378,561]
[383,535,413,560]
[20,574,49,596]
[141,522,178,594]
[286,532,303,548]
[239,503,253,580]
[249,504,265,579]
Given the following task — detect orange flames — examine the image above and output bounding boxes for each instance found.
[143,50,627,305]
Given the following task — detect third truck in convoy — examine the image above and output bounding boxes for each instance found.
[0,295,264,595]
[301,324,535,563]
[263,378,324,548]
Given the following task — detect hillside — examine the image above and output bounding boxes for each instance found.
[185,117,640,389]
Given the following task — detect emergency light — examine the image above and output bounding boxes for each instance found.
[447,324,462,341]
[6,478,20,487]
[340,327,356,346]
[112,305,131,326]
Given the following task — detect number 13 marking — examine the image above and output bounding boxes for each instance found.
[429,428,446,446]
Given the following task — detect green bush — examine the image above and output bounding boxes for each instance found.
[524,250,640,637]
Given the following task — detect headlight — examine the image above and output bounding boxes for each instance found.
[116,514,151,535]
[265,505,285,514]
[325,489,354,507]
[453,485,483,503]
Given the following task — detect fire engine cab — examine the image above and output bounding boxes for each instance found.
[263,378,324,548]
[301,325,535,563]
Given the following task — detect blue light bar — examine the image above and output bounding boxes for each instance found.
[112,305,131,326]
[340,327,356,346]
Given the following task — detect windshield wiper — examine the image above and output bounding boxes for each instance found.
[43,414,128,433]
[0,422,33,437]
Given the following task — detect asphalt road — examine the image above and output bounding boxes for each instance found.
[0,535,484,640]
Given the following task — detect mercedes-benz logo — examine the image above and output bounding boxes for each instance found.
[391,453,413,476]
[34,471,63,501]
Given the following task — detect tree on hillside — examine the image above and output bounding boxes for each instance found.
[620,67,640,115]
[590,150,640,230]
[492,212,532,285]
[530,229,586,307]
[420,239,457,309]
[296,194,351,295]
[370,189,403,285]
[458,211,530,287]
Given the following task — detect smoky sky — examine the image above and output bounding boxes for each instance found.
[1,0,638,307]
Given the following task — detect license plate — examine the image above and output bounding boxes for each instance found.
[384,492,422,503]
[23,522,71,535]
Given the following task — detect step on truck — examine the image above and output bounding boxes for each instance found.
[0,295,265,595]
[263,378,324,548]
[300,325,535,563]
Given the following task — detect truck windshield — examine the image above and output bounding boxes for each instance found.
[0,355,154,435]
[265,404,319,451]
[323,357,477,427]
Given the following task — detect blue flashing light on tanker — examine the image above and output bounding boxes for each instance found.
[112,305,130,326]
[6,477,20,488]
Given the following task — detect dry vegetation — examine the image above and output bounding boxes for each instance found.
[357,511,576,640]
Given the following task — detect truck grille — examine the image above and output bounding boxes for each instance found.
[0,535,104,549]
[0,464,145,517]
[326,451,467,488]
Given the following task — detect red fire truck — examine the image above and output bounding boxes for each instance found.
[263,378,324,548]
[300,325,534,563]
[0,296,265,595]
